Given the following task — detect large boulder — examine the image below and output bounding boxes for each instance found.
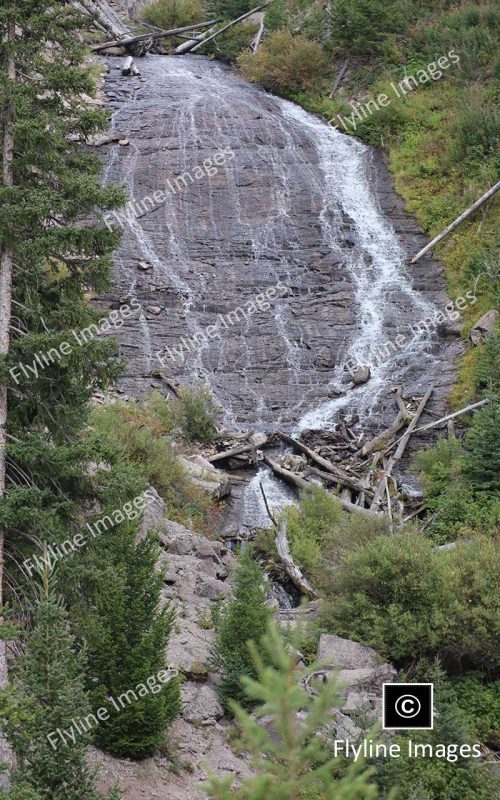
[179,454,231,500]
[182,682,224,724]
[470,309,498,345]
[316,634,396,729]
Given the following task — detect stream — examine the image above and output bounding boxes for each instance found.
[100,55,459,531]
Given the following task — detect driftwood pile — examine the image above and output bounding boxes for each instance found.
[206,387,489,526]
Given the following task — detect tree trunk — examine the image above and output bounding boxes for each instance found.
[0,21,15,631]
[188,3,269,53]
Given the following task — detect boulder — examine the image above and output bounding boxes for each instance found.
[353,366,371,386]
[182,683,223,724]
[179,454,231,500]
[470,309,499,345]
[317,633,383,670]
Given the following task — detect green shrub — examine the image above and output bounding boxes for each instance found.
[142,0,205,29]
[91,396,212,523]
[199,21,258,63]
[322,533,500,672]
[207,0,252,20]
[330,0,404,56]
[376,675,499,799]
[239,30,331,94]
[177,386,217,443]
[448,673,500,749]
[210,549,273,711]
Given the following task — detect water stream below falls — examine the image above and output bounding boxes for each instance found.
[100,55,459,530]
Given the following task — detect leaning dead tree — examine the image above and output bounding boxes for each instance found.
[411,180,500,263]
[91,19,218,53]
[275,519,320,599]
[185,2,270,54]
[77,0,130,40]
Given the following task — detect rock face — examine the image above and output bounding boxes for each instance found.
[99,55,461,441]
[471,309,498,345]
[316,633,396,734]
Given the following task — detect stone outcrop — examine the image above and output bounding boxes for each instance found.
[470,309,499,345]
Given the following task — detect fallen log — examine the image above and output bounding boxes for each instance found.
[121,56,140,76]
[188,3,269,53]
[411,181,500,264]
[370,386,433,510]
[207,442,256,463]
[277,431,367,495]
[329,57,349,97]
[250,12,265,51]
[264,456,380,518]
[91,19,218,52]
[356,387,412,457]
[275,519,319,599]
[393,397,490,444]
[78,0,129,39]
[174,27,217,54]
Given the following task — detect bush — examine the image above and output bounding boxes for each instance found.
[376,674,499,800]
[330,0,404,56]
[91,395,212,523]
[199,21,258,63]
[239,30,331,94]
[322,533,500,672]
[448,673,500,750]
[177,386,217,443]
[207,0,252,19]
[142,0,205,30]
[210,549,273,711]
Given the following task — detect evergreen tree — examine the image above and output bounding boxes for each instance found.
[0,0,124,598]
[0,567,112,800]
[463,402,500,493]
[205,626,378,800]
[210,548,273,711]
[87,530,181,759]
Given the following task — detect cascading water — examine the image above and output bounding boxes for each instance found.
[101,55,458,530]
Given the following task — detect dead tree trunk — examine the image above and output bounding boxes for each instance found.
[188,3,269,53]
[77,0,129,40]
[411,181,500,263]
[0,25,15,752]
[91,20,218,52]
[370,386,433,510]
[0,20,15,643]
[275,519,319,599]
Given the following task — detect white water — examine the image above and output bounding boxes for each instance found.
[102,57,443,531]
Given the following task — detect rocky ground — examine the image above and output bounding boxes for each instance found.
[90,492,396,799]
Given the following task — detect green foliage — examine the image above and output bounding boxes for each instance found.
[0,571,105,800]
[330,0,404,56]
[142,0,205,29]
[322,533,500,672]
[0,0,123,606]
[199,21,259,63]
[463,402,500,493]
[207,0,253,21]
[210,549,273,711]
[205,626,378,799]
[239,30,331,94]
[475,334,500,393]
[87,531,181,758]
[91,394,212,523]
[448,673,500,749]
[376,674,499,799]
[177,386,217,443]
[415,432,499,543]
[277,486,389,579]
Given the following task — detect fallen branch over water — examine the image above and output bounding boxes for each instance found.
[91,20,218,52]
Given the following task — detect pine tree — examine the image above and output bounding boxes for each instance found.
[205,626,378,800]
[86,529,181,759]
[0,0,124,599]
[0,566,111,800]
[463,402,500,493]
[210,548,273,711]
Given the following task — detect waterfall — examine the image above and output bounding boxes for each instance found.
[101,55,453,530]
